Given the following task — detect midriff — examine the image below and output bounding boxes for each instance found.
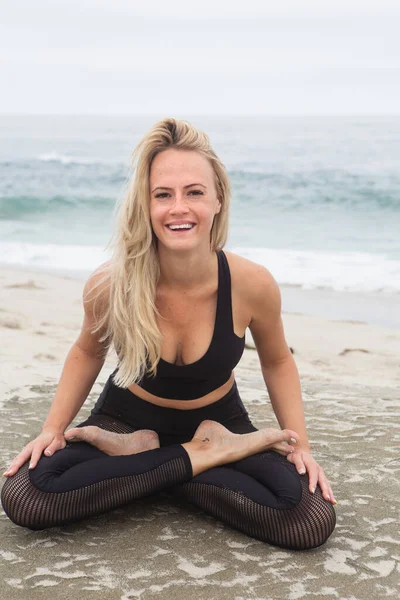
[128,371,236,410]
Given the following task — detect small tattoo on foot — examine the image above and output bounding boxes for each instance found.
[201,437,210,442]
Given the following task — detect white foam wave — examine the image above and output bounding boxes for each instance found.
[37,152,125,166]
[231,246,400,294]
[1,242,399,294]
[0,242,111,273]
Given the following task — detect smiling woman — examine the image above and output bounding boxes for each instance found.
[148,148,221,260]
[1,117,336,550]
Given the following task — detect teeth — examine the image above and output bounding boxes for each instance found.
[168,224,193,230]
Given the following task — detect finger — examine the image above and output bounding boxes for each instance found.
[44,437,66,457]
[318,471,334,503]
[288,453,307,476]
[306,464,319,494]
[3,445,33,476]
[29,444,46,470]
[322,476,336,503]
[285,452,300,466]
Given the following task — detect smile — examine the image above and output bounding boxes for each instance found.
[165,223,196,231]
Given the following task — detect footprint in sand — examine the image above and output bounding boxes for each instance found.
[5,280,45,290]
[34,353,57,361]
[0,317,22,329]
[339,348,370,356]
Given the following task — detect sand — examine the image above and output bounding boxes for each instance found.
[0,266,399,599]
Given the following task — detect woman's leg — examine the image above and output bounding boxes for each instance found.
[1,409,298,532]
[171,416,336,551]
[1,413,193,530]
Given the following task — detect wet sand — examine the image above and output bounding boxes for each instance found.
[0,267,399,599]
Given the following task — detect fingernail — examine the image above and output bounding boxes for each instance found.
[311,487,315,494]
[333,500,338,505]
[28,463,34,470]
[290,438,297,444]
[45,450,52,456]
[299,468,306,475]
[68,436,75,441]
[3,471,10,476]
[327,494,331,500]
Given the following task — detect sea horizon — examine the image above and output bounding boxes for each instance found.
[1,114,399,327]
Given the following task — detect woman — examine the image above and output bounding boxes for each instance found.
[1,118,336,550]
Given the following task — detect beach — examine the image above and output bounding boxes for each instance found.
[1,265,399,599]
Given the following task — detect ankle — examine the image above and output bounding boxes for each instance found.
[181,439,217,477]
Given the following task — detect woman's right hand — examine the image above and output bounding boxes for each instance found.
[2,429,66,477]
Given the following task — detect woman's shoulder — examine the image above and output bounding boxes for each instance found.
[223,250,277,293]
[223,250,281,323]
[83,260,113,311]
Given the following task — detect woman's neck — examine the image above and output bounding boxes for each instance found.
[157,246,218,292]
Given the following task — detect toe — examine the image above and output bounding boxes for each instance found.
[282,429,299,444]
[273,441,294,454]
[65,426,96,443]
[64,427,80,441]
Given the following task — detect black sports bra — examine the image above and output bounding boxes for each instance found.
[135,249,246,400]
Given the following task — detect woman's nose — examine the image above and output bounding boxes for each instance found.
[170,195,190,212]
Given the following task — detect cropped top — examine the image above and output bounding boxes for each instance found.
[135,249,246,400]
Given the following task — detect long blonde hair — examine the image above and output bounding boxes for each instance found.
[88,117,232,388]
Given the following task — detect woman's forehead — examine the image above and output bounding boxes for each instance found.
[150,149,213,183]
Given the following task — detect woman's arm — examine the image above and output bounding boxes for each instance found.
[41,343,105,434]
[247,264,336,504]
[3,265,110,476]
[43,264,110,432]
[248,267,310,447]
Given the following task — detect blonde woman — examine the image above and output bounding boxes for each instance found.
[2,118,336,550]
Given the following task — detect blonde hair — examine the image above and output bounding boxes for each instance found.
[88,117,232,388]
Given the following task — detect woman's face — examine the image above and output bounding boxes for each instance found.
[149,148,221,251]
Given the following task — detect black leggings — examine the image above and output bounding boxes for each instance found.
[1,374,336,550]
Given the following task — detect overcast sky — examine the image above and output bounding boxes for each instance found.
[1,0,399,115]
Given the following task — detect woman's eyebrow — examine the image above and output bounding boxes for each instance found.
[152,183,207,192]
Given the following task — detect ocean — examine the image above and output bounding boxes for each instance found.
[1,115,399,327]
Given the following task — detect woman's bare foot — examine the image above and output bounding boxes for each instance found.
[182,420,299,476]
[64,426,160,456]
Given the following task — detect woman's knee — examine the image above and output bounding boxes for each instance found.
[175,471,336,551]
[1,464,51,529]
[287,482,337,550]
[0,444,94,529]
[28,442,102,493]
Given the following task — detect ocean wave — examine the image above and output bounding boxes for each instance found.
[0,195,115,217]
[0,242,111,272]
[230,246,400,295]
[1,241,399,295]
[37,152,127,166]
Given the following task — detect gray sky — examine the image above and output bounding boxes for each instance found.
[1,0,399,115]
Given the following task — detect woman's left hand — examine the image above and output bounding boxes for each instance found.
[286,447,337,505]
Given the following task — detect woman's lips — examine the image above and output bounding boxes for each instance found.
[165,224,197,232]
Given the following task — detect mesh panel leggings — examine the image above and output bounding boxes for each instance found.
[1,375,336,550]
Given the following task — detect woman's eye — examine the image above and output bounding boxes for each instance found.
[155,190,203,199]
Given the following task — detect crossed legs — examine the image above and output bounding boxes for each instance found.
[1,413,336,549]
